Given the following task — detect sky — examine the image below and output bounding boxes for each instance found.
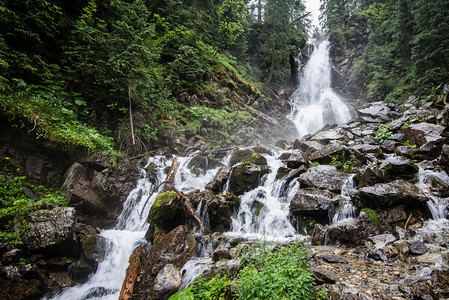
[303,0,322,29]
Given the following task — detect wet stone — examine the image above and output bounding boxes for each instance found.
[319,254,349,264]
[408,239,428,255]
[366,249,389,261]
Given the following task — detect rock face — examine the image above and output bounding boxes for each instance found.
[356,180,425,209]
[299,165,352,193]
[21,207,78,257]
[151,264,182,300]
[134,226,198,300]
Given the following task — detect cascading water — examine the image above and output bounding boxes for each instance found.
[229,150,300,240]
[288,40,355,137]
[331,175,358,224]
[44,156,171,300]
[416,167,449,221]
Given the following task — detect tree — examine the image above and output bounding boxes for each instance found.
[218,0,248,49]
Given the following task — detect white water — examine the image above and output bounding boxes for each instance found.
[45,156,171,300]
[416,168,449,221]
[331,175,358,224]
[229,150,300,240]
[289,40,355,137]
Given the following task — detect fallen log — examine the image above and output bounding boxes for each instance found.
[119,244,144,300]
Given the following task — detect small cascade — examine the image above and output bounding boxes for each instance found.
[229,150,300,240]
[179,257,214,290]
[288,40,355,137]
[416,167,449,221]
[331,175,357,224]
[45,156,171,300]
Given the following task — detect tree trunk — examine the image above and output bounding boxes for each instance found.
[267,39,276,85]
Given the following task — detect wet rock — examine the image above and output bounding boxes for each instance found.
[0,278,41,300]
[378,155,419,181]
[312,224,325,245]
[278,150,306,168]
[276,166,291,179]
[290,189,336,222]
[307,144,349,165]
[21,207,78,257]
[352,144,379,154]
[368,234,396,249]
[403,122,446,148]
[134,226,197,299]
[151,264,182,300]
[212,246,232,262]
[229,149,267,166]
[146,191,185,242]
[320,254,349,264]
[357,167,382,188]
[358,102,392,122]
[299,165,352,193]
[381,140,399,153]
[312,128,346,143]
[228,163,269,195]
[356,180,425,209]
[366,248,388,261]
[309,266,337,283]
[324,213,380,246]
[187,155,223,176]
[68,258,95,283]
[275,140,291,150]
[408,239,428,255]
[412,282,437,300]
[440,144,449,172]
[393,226,407,239]
[205,166,230,192]
[293,139,323,153]
[1,249,22,265]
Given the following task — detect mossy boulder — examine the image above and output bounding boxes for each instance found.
[146,191,185,243]
[229,149,267,166]
[228,163,270,195]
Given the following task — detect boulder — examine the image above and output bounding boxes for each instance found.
[366,249,389,261]
[307,144,348,165]
[290,189,337,222]
[293,139,323,153]
[358,102,392,123]
[368,234,396,249]
[228,163,269,195]
[205,166,230,192]
[402,122,445,148]
[21,207,78,257]
[324,212,380,246]
[356,180,425,209]
[187,155,223,176]
[275,140,291,150]
[151,264,182,300]
[277,150,306,168]
[378,155,419,181]
[134,226,197,299]
[357,167,382,188]
[229,149,267,166]
[299,165,352,193]
[352,144,379,154]
[439,144,449,174]
[408,239,428,255]
[146,191,185,242]
[312,128,346,143]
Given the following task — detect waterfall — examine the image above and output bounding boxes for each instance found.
[288,40,355,137]
[416,168,449,221]
[331,175,357,224]
[44,156,170,300]
[229,150,300,240]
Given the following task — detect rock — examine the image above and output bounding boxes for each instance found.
[0,278,41,300]
[408,239,428,255]
[21,207,78,256]
[146,191,185,242]
[412,282,437,300]
[189,190,240,232]
[352,144,379,154]
[311,224,325,245]
[1,249,22,265]
[134,226,197,299]
[229,149,267,166]
[187,155,223,176]
[403,122,446,148]
[358,102,392,122]
[356,180,425,209]
[151,264,182,300]
[368,234,396,249]
[381,140,399,153]
[312,128,346,143]
[378,155,419,181]
[320,255,349,264]
[366,249,388,261]
[357,167,382,188]
[212,246,232,262]
[277,150,306,168]
[324,213,380,246]
[440,144,449,173]
[307,144,350,165]
[393,226,407,239]
[299,165,352,192]
[309,266,337,284]
[293,139,323,153]
[228,163,269,195]
[275,140,291,150]
[205,166,230,192]
[62,163,114,217]
[290,189,337,222]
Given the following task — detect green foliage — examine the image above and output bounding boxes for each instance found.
[189,240,321,299]
[330,156,341,166]
[218,0,248,49]
[342,154,360,173]
[361,208,378,226]
[0,170,67,245]
[168,286,195,300]
[375,123,393,140]
[309,162,320,168]
[403,140,417,149]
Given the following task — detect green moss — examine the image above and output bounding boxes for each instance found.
[254,202,264,216]
[154,191,177,208]
[251,153,260,160]
[361,208,378,227]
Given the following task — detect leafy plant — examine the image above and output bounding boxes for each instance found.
[403,140,417,148]
[361,208,379,227]
[375,123,393,140]
[342,154,360,173]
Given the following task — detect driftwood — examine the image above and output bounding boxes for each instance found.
[119,244,143,300]
[404,213,413,230]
